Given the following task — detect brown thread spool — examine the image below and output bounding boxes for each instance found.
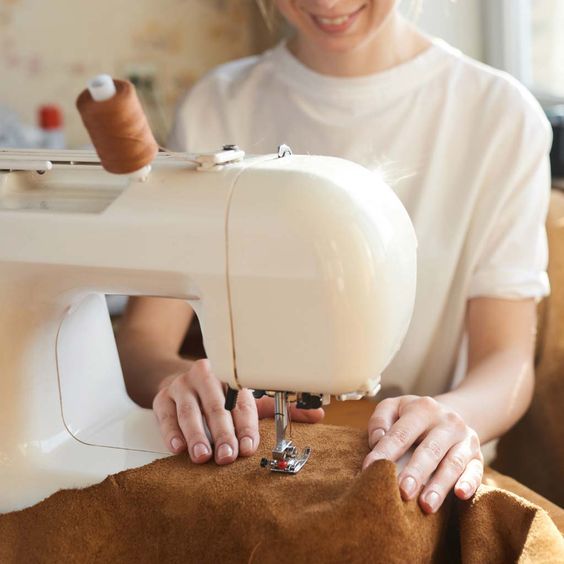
[76,78,158,175]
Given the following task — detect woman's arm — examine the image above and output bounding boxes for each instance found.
[116,297,323,463]
[363,297,537,513]
[116,296,260,464]
[116,297,195,408]
[435,297,536,443]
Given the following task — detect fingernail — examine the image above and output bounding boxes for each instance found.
[240,436,253,454]
[217,443,234,460]
[171,436,184,451]
[192,442,210,459]
[458,481,473,498]
[400,476,417,498]
[425,491,440,512]
[370,428,385,445]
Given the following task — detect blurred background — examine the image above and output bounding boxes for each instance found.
[0,0,562,178]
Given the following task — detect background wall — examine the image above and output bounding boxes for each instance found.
[0,0,263,147]
[0,0,486,149]
[402,0,485,61]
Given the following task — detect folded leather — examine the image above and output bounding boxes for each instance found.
[0,421,562,563]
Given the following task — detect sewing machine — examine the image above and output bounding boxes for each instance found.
[0,146,417,512]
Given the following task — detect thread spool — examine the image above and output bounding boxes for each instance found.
[76,75,158,179]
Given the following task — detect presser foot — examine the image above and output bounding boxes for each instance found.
[225,387,313,474]
[260,440,312,474]
[259,391,313,474]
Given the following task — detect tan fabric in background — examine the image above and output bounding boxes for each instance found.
[0,422,562,563]
[494,190,564,506]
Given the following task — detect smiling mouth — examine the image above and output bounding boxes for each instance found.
[310,4,366,33]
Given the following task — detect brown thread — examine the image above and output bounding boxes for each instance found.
[248,541,262,564]
[76,79,158,174]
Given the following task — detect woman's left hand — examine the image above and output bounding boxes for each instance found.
[363,395,484,513]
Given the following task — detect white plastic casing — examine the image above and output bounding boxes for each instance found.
[229,156,417,395]
[0,149,416,511]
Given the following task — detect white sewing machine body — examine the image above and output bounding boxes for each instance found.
[0,149,417,512]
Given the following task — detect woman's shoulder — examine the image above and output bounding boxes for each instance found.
[436,40,549,135]
[169,48,279,151]
[183,47,279,105]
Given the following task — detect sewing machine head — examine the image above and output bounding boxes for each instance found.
[0,146,416,510]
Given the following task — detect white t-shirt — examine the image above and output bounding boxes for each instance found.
[169,39,552,397]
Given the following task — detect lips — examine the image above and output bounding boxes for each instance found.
[310,5,366,34]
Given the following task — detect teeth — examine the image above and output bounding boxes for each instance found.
[317,15,350,25]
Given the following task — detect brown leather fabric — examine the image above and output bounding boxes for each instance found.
[0,422,562,563]
[494,190,564,506]
[482,469,564,536]
[322,399,564,532]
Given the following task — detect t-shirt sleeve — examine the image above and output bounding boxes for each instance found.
[467,92,553,301]
[167,92,191,152]
[166,75,232,153]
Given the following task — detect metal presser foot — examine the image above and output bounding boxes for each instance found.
[259,391,312,474]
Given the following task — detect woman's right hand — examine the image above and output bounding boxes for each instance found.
[152,358,324,465]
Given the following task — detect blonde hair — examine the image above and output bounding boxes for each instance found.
[256,0,279,32]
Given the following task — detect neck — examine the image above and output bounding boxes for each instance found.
[288,13,431,78]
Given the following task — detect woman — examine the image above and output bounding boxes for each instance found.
[117,0,552,514]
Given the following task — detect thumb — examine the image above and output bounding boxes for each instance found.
[289,405,325,423]
[255,396,324,423]
[255,396,275,419]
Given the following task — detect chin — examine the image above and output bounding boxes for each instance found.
[310,35,366,54]
[301,20,375,53]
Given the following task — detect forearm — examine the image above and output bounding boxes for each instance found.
[116,328,194,408]
[435,348,534,444]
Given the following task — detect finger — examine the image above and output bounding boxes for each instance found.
[152,392,187,454]
[193,370,238,465]
[454,457,484,500]
[418,439,481,514]
[289,404,324,423]
[171,392,213,464]
[367,397,401,448]
[255,396,275,419]
[398,421,467,501]
[231,389,260,457]
[363,409,432,469]
[255,397,324,423]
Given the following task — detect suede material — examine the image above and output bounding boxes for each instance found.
[0,422,562,563]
